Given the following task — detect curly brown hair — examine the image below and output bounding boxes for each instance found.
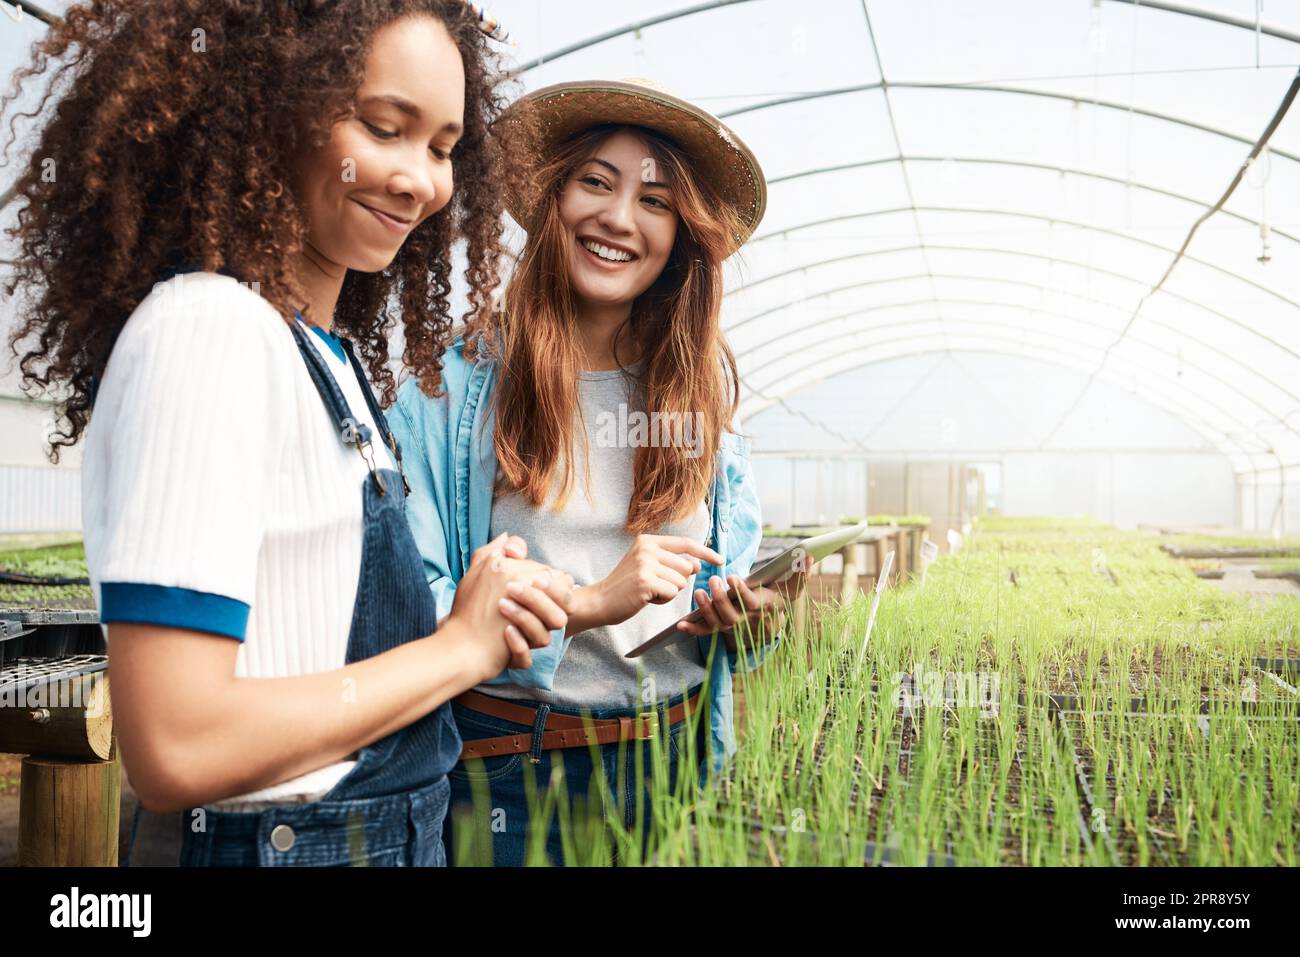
[2,0,526,462]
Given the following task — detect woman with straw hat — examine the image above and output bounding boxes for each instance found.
[389,77,804,865]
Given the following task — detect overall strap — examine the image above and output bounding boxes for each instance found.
[338,336,410,496]
[289,315,389,496]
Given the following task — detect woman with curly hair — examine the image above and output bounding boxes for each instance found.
[2,0,572,867]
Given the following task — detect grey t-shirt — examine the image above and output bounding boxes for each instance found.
[483,367,709,709]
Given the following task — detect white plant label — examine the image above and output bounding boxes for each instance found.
[919,539,940,585]
[857,549,895,671]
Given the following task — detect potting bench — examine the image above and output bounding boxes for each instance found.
[1,546,118,867]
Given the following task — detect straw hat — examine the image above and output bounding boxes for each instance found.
[500,78,767,255]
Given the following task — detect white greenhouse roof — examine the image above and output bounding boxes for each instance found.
[497,0,1300,474]
[4,0,1299,475]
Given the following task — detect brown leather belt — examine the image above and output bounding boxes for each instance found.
[453,688,702,762]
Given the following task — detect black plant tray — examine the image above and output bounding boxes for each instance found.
[1251,570,1300,584]
[1161,544,1300,560]
[1033,663,1298,716]
[728,706,1090,866]
[764,823,960,867]
[823,673,1293,718]
[824,668,1021,715]
[1039,691,1295,716]
[1052,708,1298,866]
[1256,657,1300,678]
[712,806,962,867]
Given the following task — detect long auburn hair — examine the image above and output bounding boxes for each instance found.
[3,0,525,462]
[462,123,745,535]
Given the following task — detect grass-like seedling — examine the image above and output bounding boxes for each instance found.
[456,517,1300,866]
[0,541,93,609]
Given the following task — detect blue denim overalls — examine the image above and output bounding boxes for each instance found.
[125,302,462,866]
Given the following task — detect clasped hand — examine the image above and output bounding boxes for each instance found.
[447,532,576,675]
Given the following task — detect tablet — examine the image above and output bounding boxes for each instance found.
[624,522,870,659]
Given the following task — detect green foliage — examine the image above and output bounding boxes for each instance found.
[0,541,92,610]
[461,517,1298,865]
[840,514,932,526]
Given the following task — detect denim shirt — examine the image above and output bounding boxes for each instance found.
[387,338,777,778]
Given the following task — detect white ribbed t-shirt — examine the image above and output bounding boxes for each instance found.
[81,270,395,806]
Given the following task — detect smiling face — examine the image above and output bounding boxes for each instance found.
[556,128,679,311]
[293,14,465,273]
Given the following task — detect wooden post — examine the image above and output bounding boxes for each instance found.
[873,537,887,584]
[892,529,907,582]
[838,543,859,604]
[7,671,120,867]
[18,739,121,866]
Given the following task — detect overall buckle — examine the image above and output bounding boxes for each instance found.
[356,440,386,496]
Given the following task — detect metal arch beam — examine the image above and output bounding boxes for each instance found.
[729,249,1145,305]
[761,155,1300,248]
[723,250,1300,366]
[736,285,1121,360]
[727,268,1300,406]
[756,352,1271,473]
[717,82,1300,167]
[740,313,1300,442]
[728,247,1148,306]
[14,2,56,23]
[740,339,1260,469]
[514,0,1300,72]
[739,343,1261,472]
[736,296,1126,361]
[739,338,1266,468]
[730,274,1137,327]
[752,445,1227,458]
[744,320,1276,436]
[518,0,759,70]
[724,262,1300,400]
[1103,0,1300,47]
[744,206,1300,314]
[734,295,1300,413]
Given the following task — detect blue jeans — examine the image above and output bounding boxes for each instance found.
[444,686,707,866]
[127,776,450,866]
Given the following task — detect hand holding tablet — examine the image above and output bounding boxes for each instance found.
[625,523,870,658]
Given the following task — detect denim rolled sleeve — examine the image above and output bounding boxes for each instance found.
[388,382,460,621]
[720,446,780,674]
